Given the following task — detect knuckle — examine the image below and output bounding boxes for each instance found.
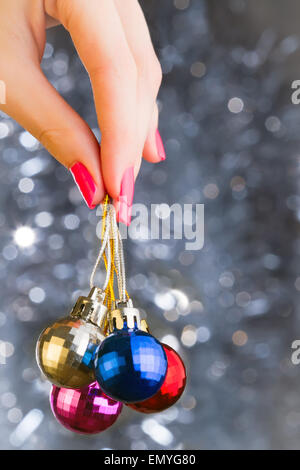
[38,127,67,151]
[54,0,77,31]
[152,58,163,90]
[90,53,138,86]
[138,55,162,95]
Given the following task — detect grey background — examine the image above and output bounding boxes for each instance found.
[0,0,300,450]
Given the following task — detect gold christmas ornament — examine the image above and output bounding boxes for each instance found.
[36,287,107,388]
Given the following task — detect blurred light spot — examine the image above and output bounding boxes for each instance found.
[19,132,39,151]
[17,307,34,322]
[295,277,300,291]
[152,244,170,260]
[190,61,206,78]
[171,289,190,313]
[279,35,299,55]
[164,309,179,322]
[174,0,190,9]
[242,51,260,68]
[52,53,69,76]
[22,368,38,383]
[231,176,246,192]
[53,264,74,280]
[197,326,211,343]
[160,407,179,423]
[129,273,147,290]
[20,157,46,177]
[161,334,180,351]
[190,300,204,314]
[181,395,196,410]
[128,424,143,440]
[155,204,170,219]
[14,226,35,248]
[155,292,176,310]
[228,97,244,113]
[236,291,251,307]
[29,287,45,304]
[131,441,147,450]
[219,271,235,288]
[3,244,18,260]
[18,177,34,194]
[245,297,269,316]
[0,341,14,358]
[181,325,197,347]
[263,253,280,270]
[179,251,194,266]
[48,234,64,250]
[265,116,281,132]
[209,360,227,378]
[151,169,167,185]
[232,330,248,346]
[35,211,53,228]
[10,409,44,447]
[0,122,10,139]
[43,43,54,59]
[1,392,17,408]
[203,183,219,199]
[8,408,23,424]
[142,418,173,446]
[64,214,80,230]
[0,312,6,327]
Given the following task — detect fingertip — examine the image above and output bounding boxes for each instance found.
[70,161,105,209]
[143,128,166,164]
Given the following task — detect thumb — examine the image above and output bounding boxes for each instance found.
[4,64,104,208]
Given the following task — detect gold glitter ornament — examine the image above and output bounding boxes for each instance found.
[36,287,107,388]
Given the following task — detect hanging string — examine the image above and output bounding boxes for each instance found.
[109,206,129,303]
[89,206,111,289]
[89,194,130,308]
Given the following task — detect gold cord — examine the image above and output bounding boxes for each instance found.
[100,195,130,308]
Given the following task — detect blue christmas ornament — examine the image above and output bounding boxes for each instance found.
[94,327,168,403]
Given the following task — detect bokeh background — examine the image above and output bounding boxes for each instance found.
[0,0,300,450]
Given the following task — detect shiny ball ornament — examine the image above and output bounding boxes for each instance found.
[36,287,107,389]
[128,344,186,413]
[50,381,122,434]
[36,316,104,388]
[94,329,168,403]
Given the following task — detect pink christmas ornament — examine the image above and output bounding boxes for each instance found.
[50,381,122,434]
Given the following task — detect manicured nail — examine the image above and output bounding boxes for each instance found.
[70,162,96,209]
[116,167,135,226]
[156,129,166,161]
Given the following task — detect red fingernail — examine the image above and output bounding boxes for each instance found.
[70,162,96,209]
[156,129,166,161]
[116,167,135,226]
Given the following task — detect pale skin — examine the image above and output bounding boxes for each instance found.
[0,0,163,206]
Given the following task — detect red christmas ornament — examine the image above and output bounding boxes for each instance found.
[50,381,122,434]
[128,343,186,413]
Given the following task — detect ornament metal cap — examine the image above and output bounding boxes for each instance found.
[107,299,149,333]
[70,287,108,332]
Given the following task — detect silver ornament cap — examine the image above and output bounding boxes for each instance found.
[36,287,107,389]
[106,298,149,333]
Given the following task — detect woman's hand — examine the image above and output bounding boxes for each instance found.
[0,0,165,224]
